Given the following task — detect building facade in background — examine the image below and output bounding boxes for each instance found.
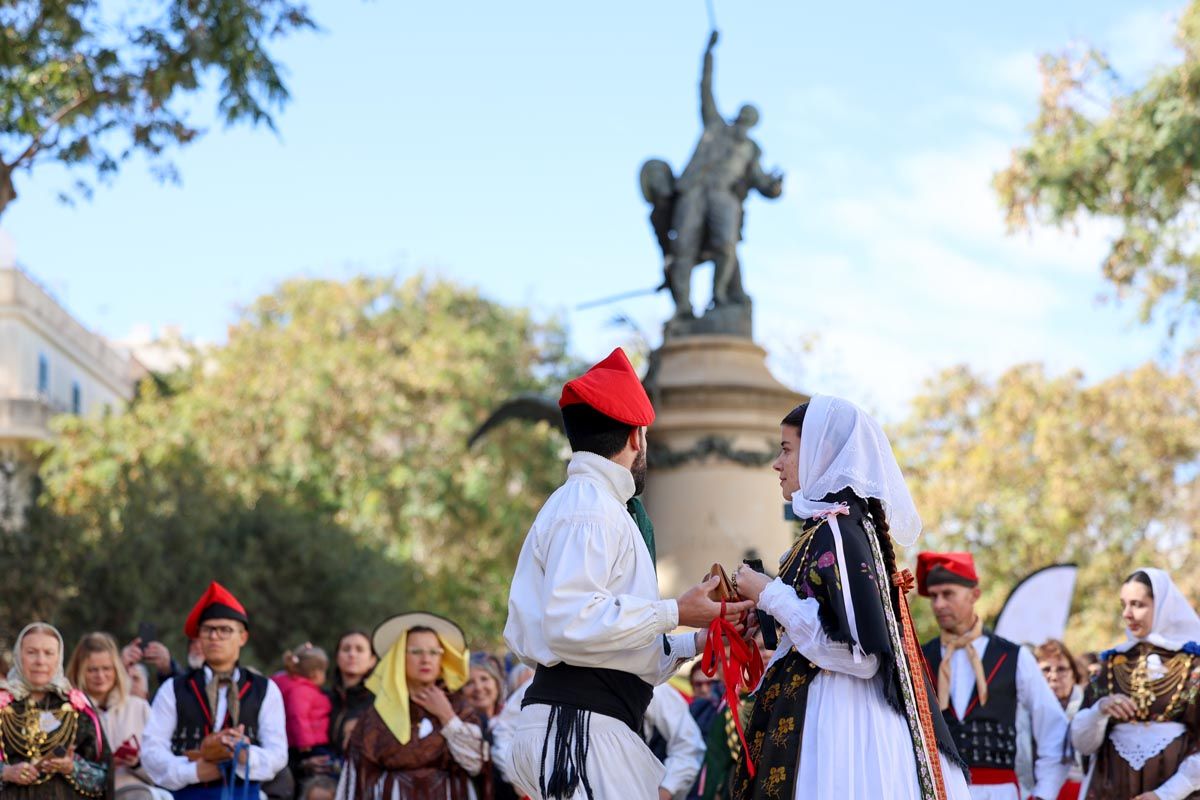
[0,266,144,527]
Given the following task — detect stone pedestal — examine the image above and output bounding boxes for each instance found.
[643,335,806,598]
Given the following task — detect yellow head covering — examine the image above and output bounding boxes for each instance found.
[368,615,470,745]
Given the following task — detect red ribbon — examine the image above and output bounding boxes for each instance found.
[700,601,765,777]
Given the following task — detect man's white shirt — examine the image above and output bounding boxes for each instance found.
[142,667,288,790]
[504,451,697,682]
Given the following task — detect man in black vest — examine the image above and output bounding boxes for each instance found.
[918,552,1068,800]
[143,581,288,800]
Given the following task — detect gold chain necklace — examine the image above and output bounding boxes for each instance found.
[1109,649,1195,721]
[779,520,823,582]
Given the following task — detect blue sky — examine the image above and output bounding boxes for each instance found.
[2,0,1190,417]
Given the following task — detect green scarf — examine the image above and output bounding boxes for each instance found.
[627,496,656,569]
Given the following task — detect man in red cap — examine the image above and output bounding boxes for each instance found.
[918,553,1068,800]
[142,581,288,800]
[504,347,753,799]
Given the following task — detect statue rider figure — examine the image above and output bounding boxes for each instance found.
[665,30,783,323]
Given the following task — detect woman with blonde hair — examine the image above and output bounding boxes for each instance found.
[0,622,110,799]
[66,633,168,800]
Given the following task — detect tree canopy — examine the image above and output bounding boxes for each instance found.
[995,2,1200,330]
[0,0,316,219]
[894,356,1200,650]
[15,275,570,663]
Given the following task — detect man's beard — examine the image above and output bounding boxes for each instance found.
[632,449,648,496]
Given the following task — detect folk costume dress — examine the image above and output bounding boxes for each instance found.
[335,613,488,800]
[730,396,971,800]
[0,624,111,800]
[1072,569,1200,800]
[141,582,288,800]
[504,349,700,800]
[917,553,1070,800]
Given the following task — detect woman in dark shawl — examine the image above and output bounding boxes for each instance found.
[729,396,969,800]
[0,623,111,799]
[334,613,490,800]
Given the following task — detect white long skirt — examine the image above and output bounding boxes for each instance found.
[506,703,665,799]
[795,669,972,800]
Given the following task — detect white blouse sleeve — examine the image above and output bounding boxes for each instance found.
[442,717,485,776]
[539,519,678,660]
[757,578,879,679]
[1156,750,1200,800]
[1069,702,1110,757]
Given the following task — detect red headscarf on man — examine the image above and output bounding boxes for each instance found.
[558,347,655,426]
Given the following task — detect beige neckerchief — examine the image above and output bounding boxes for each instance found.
[938,615,987,712]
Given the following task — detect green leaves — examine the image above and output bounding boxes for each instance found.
[18,274,569,661]
[894,357,1200,649]
[0,0,317,218]
[997,3,1200,327]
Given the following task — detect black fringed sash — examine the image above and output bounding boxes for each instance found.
[522,662,654,799]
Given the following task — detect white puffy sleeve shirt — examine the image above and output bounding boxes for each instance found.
[504,452,697,685]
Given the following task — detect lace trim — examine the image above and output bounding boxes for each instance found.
[1110,721,1186,770]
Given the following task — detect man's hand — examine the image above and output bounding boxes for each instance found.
[218,725,250,764]
[197,732,233,763]
[659,788,673,800]
[143,641,172,674]
[411,685,456,726]
[195,760,222,783]
[676,575,754,629]
[1099,694,1138,721]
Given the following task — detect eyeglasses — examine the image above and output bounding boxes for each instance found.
[198,624,239,640]
[1040,665,1073,676]
[406,648,444,658]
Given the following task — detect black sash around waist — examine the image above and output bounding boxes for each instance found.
[522,662,654,732]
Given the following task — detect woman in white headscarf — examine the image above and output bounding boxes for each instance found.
[1071,569,1200,800]
[730,396,971,800]
[0,623,111,799]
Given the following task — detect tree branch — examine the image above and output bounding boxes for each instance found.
[12,92,95,169]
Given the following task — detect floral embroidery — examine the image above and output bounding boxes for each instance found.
[816,551,836,569]
[0,690,11,709]
[769,716,795,747]
[799,580,815,599]
[764,765,788,798]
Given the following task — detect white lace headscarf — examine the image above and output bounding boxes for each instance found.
[791,395,923,546]
[786,395,923,662]
[1,622,73,700]
[1113,568,1200,653]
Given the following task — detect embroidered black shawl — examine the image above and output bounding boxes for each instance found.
[730,490,964,799]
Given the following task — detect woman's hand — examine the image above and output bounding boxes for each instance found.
[3,762,40,784]
[1099,694,1139,721]
[411,685,456,725]
[733,564,771,604]
[38,746,75,776]
[1131,793,1160,800]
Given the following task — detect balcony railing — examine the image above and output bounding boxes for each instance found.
[0,397,54,440]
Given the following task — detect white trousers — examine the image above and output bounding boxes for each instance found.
[507,703,665,800]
